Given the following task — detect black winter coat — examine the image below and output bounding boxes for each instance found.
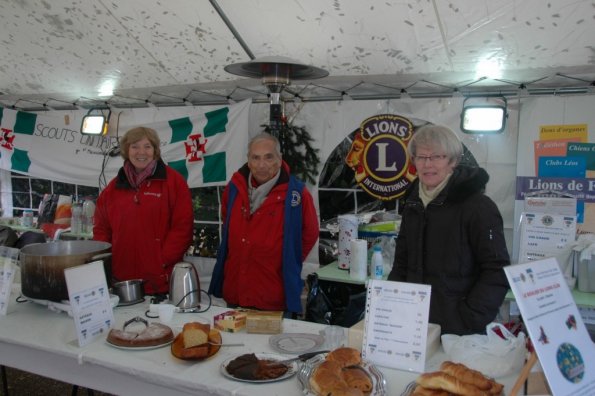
[388,165,510,335]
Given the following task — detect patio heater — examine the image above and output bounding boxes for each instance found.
[224,56,328,137]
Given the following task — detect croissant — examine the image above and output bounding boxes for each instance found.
[440,361,492,390]
[416,372,489,396]
[411,386,450,396]
[326,347,362,368]
[440,361,504,395]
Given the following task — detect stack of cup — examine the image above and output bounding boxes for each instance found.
[349,239,368,281]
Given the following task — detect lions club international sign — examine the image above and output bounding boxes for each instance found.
[346,114,416,200]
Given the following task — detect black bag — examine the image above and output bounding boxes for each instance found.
[305,273,366,327]
[0,226,18,247]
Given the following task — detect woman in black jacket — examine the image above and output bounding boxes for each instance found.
[388,125,510,335]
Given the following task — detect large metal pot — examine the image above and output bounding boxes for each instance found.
[20,240,112,302]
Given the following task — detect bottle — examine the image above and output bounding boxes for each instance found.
[21,210,34,228]
[71,203,82,234]
[81,199,95,234]
[371,245,384,280]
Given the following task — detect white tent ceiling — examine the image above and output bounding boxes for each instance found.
[1,0,594,111]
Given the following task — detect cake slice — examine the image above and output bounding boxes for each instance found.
[182,322,210,349]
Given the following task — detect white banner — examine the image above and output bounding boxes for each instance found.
[0,100,251,188]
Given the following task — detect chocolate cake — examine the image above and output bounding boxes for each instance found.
[226,353,288,380]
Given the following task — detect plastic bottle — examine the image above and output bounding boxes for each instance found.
[71,202,82,234]
[21,210,34,228]
[371,245,384,280]
[82,199,96,234]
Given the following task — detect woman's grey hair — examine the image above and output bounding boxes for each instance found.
[248,132,282,157]
[408,125,463,165]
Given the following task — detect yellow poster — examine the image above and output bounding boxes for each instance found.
[539,124,588,142]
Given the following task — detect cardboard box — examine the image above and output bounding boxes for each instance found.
[348,320,441,359]
[246,310,283,334]
[213,310,247,332]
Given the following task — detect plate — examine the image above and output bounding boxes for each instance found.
[269,333,325,354]
[171,328,222,360]
[298,353,387,395]
[106,339,173,351]
[221,352,298,383]
[400,381,417,396]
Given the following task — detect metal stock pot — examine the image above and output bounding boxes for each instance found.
[19,240,112,302]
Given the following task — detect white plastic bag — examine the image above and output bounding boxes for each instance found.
[441,323,527,378]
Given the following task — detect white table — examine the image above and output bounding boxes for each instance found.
[0,285,521,396]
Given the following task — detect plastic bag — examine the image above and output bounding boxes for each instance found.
[441,322,527,378]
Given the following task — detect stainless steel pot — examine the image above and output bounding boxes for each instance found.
[112,279,144,304]
[19,240,112,302]
[169,262,200,310]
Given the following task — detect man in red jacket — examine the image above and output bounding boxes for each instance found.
[209,133,319,315]
[94,127,194,295]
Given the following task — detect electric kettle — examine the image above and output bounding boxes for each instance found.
[169,262,201,311]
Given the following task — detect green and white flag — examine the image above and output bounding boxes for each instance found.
[0,100,250,188]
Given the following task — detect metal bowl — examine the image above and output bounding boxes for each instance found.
[112,279,144,304]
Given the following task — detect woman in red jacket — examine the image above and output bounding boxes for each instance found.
[94,127,194,295]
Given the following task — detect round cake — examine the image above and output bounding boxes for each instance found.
[107,323,174,347]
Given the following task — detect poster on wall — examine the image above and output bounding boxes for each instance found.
[514,104,595,263]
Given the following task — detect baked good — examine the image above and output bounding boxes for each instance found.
[225,353,289,380]
[439,361,503,395]
[326,347,362,368]
[440,361,492,391]
[416,372,489,396]
[342,366,373,392]
[182,322,209,348]
[310,360,345,395]
[411,386,450,396]
[107,323,173,347]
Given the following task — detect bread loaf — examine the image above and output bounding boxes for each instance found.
[182,322,209,348]
[416,372,489,396]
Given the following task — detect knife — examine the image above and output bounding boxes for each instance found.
[276,350,329,365]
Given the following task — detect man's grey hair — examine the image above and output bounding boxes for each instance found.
[248,132,282,157]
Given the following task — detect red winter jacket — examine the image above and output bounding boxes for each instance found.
[93,160,194,294]
[221,162,319,310]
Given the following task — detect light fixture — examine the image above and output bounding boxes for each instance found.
[460,96,507,134]
[225,56,328,135]
[80,108,111,135]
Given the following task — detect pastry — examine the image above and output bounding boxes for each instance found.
[416,372,489,396]
[411,386,450,396]
[342,366,372,393]
[310,360,345,395]
[182,322,209,348]
[326,347,362,368]
[107,322,173,347]
[439,361,503,395]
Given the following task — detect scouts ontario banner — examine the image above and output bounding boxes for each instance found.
[0,99,250,188]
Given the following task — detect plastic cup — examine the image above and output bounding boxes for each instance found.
[324,325,345,350]
[158,304,176,323]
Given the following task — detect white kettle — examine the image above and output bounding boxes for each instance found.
[169,262,201,311]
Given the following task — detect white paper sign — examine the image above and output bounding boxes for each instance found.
[0,261,16,315]
[518,212,576,263]
[362,280,431,372]
[505,258,595,396]
[64,261,114,347]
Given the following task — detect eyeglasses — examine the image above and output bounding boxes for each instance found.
[413,154,448,164]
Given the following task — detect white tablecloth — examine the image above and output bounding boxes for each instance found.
[0,285,520,396]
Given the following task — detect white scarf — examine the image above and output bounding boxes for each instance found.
[419,173,452,207]
[248,170,281,214]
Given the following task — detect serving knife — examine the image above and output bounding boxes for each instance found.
[276,350,329,365]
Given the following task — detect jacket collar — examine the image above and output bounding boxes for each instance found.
[116,158,167,189]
